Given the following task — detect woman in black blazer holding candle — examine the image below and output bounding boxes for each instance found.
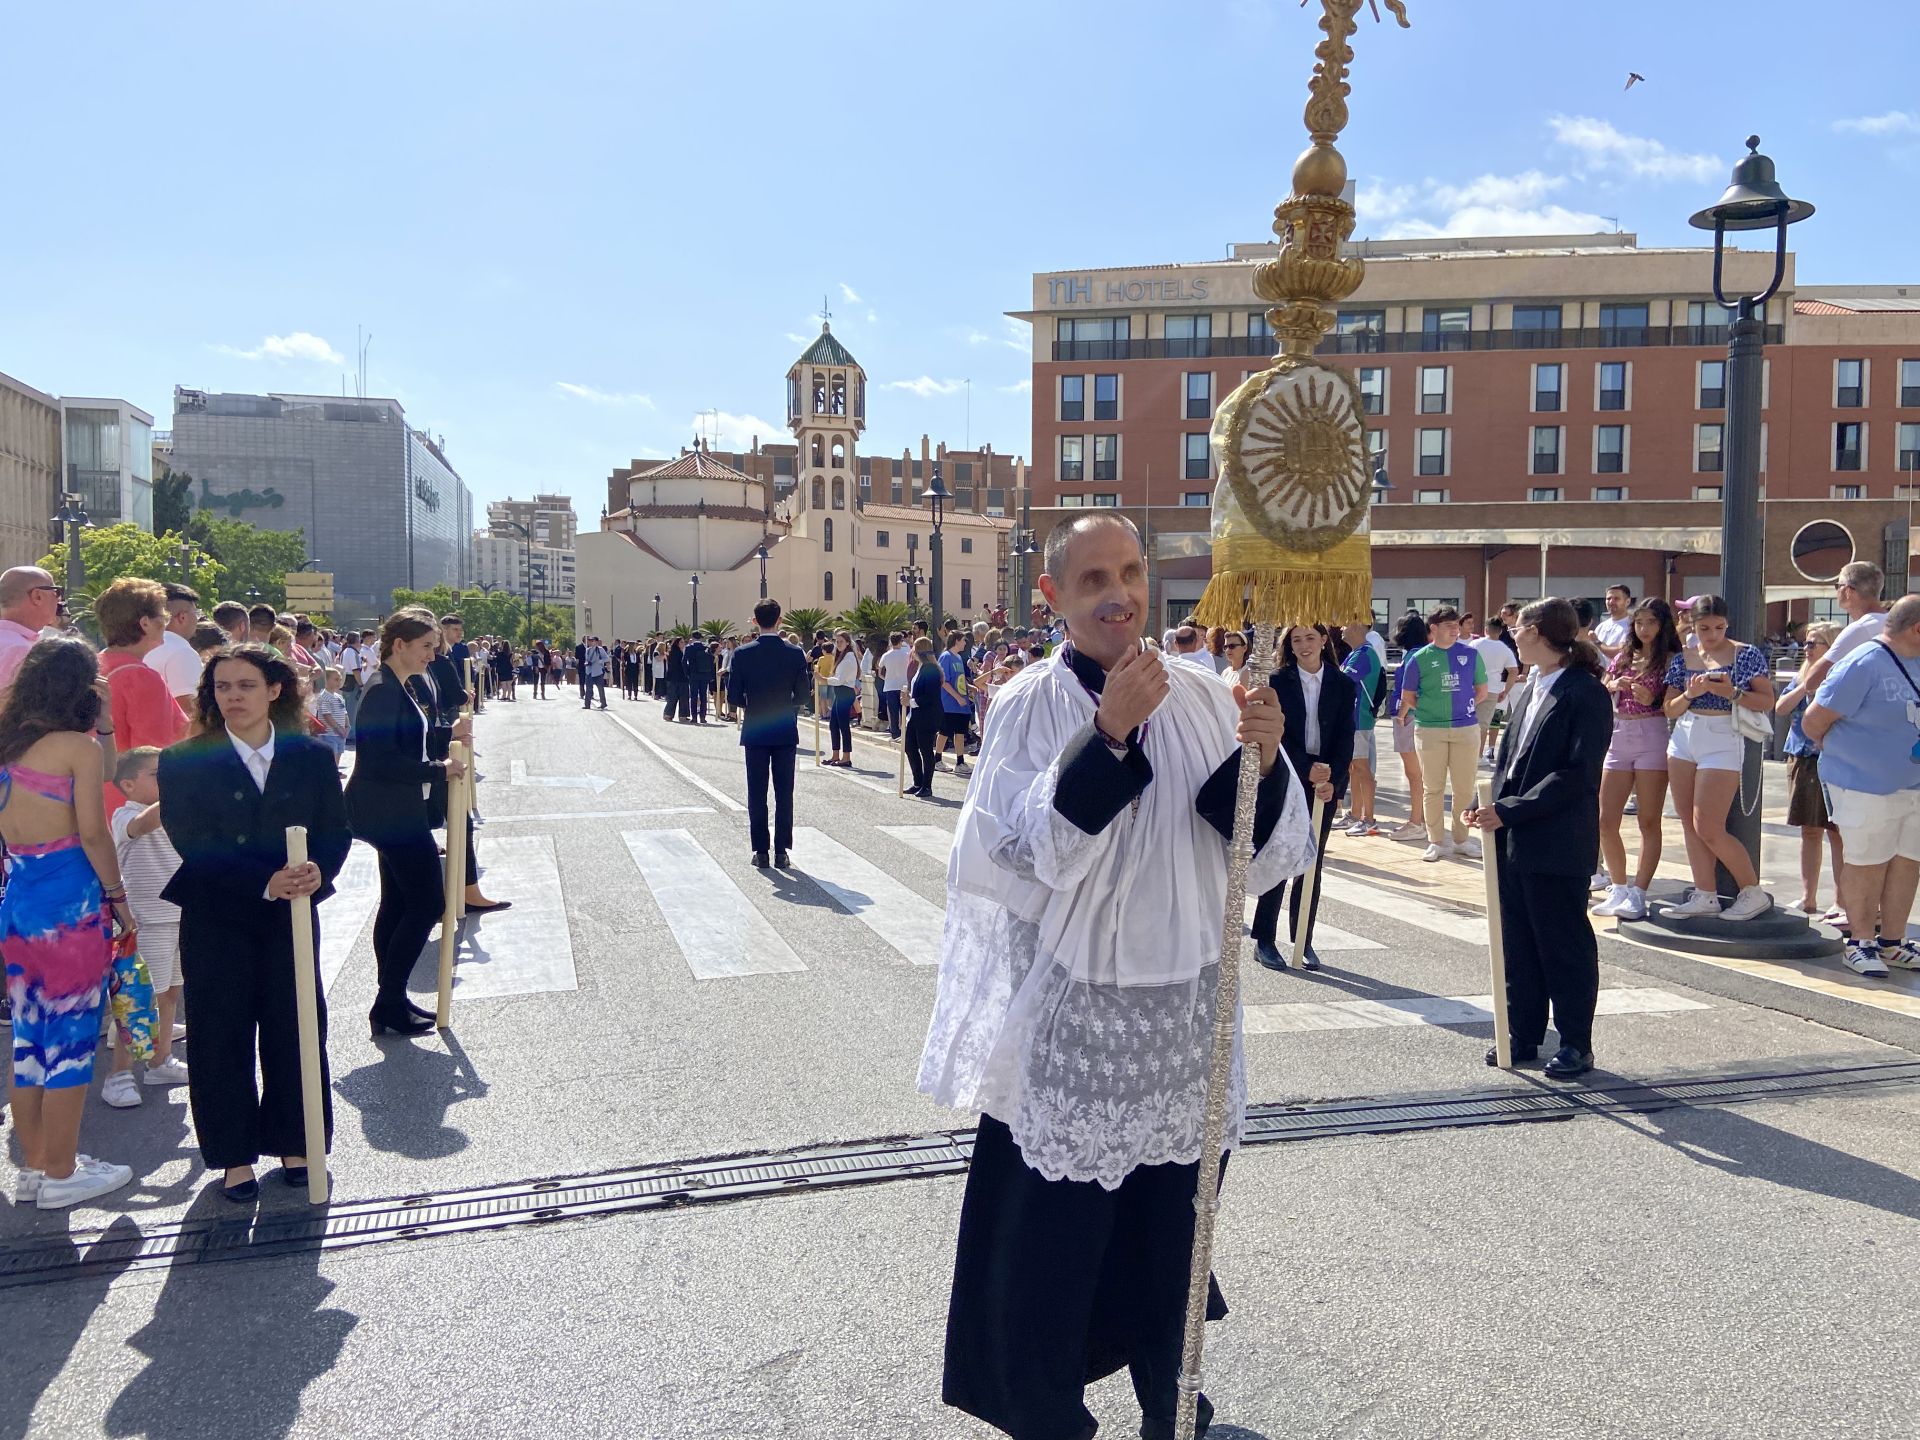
[347,614,466,1039]
[1251,623,1357,971]
[158,643,352,1203]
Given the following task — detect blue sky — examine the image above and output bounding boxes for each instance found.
[4,1,1915,517]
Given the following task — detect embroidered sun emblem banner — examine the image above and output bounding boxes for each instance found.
[1220,361,1371,554]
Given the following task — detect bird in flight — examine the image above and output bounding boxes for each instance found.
[1625,71,1646,90]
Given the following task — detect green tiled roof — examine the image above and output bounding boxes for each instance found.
[795,323,858,370]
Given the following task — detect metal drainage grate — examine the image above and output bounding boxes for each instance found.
[5,1060,1916,1288]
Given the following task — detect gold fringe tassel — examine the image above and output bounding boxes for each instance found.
[1191,566,1375,631]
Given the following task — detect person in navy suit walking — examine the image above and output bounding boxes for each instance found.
[724,599,813,868]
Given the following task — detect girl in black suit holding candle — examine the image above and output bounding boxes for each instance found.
[347,614,466,1039]
[158,643,352,1202]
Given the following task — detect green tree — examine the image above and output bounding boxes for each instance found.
[834,597,909,639]
[783,606,831,642]
[391,584,573,648]
[41,524,226,627]
[152,467,195,536]
[696,618,739,643]
[666,622,697,640]
[187,515,308,607]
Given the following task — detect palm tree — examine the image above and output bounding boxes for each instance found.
[783,606,831,643]
[667,622,697,640]
[834,597,910,637]
[697,618,738,643]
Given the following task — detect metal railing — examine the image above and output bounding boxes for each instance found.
[1050,323,1784,363]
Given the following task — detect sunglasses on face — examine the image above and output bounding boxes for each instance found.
[31,585,64,601]
[1224,639,1247,651]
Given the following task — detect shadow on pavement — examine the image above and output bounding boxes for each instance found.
[333,1031,486,1160]
[3,1216,139,1440]
[106,1186,355,1439]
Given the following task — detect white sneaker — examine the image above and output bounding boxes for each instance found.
[100,1071,142,1108]
[1389,821,1426,842]
[142,1057,189,1086]
[1881,940,1920,971]
[1421,842,1452,862]
[1456,836,1482,860]
[36,1156,133,1210]
[1592,883,1629,916]
[1722,886,1774,922]
[171,1023,188,1043]
[1343,818,1369,836]
[1843,940,1891,978]
[1664,889,1723,919]
[13,1168,44,1204]
[1589,869,1610,892]
[1615,885,1649,921]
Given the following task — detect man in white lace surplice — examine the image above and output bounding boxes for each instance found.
[919,513,1313,1440]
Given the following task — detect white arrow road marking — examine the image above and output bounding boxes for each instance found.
[508,758,616,795]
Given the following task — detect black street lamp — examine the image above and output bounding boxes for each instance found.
[755,540,770,602]
[1687,135,1813,891]
[689,573,700,628]
[1012,530,1040,622]
[653,591,662,633]
[54,493,89,597]
[926,462,951,628]
[895,560,924,613]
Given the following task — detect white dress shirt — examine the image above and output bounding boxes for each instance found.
[1512,665,1565,756]
[228,727,276,792]
[1298,663,1324,756]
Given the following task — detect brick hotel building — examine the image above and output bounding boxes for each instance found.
[1012,232,1920,632]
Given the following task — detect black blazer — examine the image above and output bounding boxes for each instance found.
[665,647,687,684]
[1269,662,1358,802]
[685,639,714,684]
[158,729,351,913]
[347,667,442,844]
[726,633,812,747]
[1491,665,1612,876]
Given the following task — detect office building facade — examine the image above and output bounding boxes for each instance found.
[0,371,63,571]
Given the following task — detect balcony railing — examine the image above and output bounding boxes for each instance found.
[1050,323,1784,363]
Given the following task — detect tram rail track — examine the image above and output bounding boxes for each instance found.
[5,1057,1917,1288]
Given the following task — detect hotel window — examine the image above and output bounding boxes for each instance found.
[1182,492,1210,506]
[1056,317,1130,346]
[1835,421,1864,471]
[1417,428,1448,476]
[1531,426,1562,475]
[1336,308,1386,353]
[1093,374,1119,421]
[1596,425,1626,473]
[875,530,890,548]
[1358,367,1386,415]
[1698,360,1725,409]
[1836,358,1865,408]
[1413,488,1449,504]
[1693,485,1723,501]
[1366,429,1388,473]
[1697,424,1724,472]
[1164,314,1212,358]
[1597,361,1628,411]
[1185,372,1212,419]
[1419,366,1450,414]
[961,578,972,611]
[1599,303,1649,342]
[1512,305,1562,344]
[1058,494,1085,508]
[1184,433,1210,480]
[961,537,973,554]
[1533,363,1563,412]
[1092,435,1118,481]
[1421,307,1471,351]
[1687,300,1731,328]
[1092,493,1119,507]
[1060,375,1084,421]
[1902,358,1920,408]
[1059,435,1084,481]
[1247,312,1273,344]
[1592,486,1627,502]
[1529,486,1562,502]
[1832,484,1865,500]
[1899,422,1920,474]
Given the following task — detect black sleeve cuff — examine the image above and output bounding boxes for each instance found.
[1196,746,1290,848]
[1052,720,1152,834]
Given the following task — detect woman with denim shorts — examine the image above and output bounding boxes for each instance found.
[1593,598,1681,921]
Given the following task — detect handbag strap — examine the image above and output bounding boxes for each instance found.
[1874,638,1920,702]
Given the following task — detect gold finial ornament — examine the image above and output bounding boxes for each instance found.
[1191,0,1408,631]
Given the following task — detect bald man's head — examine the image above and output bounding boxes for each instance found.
[0,567,60,630]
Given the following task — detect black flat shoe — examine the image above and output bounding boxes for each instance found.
[1544,1045,1594,1079]
[369,1009,435,1038]
[222,1178,259,1204]
[280,1165,309,1187]
[465,899,512,914]
[1299,945,1322,972]
[752,851,770,868]
[1486,1042,1541,1067]
[774,850,791,868]
[1253,940,1286,971]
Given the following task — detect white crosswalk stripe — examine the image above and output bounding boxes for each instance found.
[1244,986,1708,1035]
[420,834,578,1000]
[319,842,382,997]
[623,829,807,980]
[789,827,943,965]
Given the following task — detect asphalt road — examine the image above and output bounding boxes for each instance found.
[7,692,1918,1439]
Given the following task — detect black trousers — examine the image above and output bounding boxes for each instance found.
[743,743,796,854]
[880,689,903,737]
[180,902,332,1170]
[944,1115,1224,1440]
[1250,779,1338,950]
[906,716,940,791]
[690,680,709,723]
[369,830,445,1013]
[1497,863,1598,1053]
[663,681,684,721]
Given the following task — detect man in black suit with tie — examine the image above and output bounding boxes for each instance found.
[684,634,713,725]
[1466,597,1612,1079]
[725,597,813,868]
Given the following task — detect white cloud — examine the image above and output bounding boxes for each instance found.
[1001,316,1030,352]
[883,377,967,398]
[1835,111,1920,136]
[866,309,878,323]
[839,282,861,304]
[554,381,655,408]
[999,378,1033,394]
[697,411,783,450]
[784,331,813,345]
[1356,175,1609,238]
[216,331,345,365]
[1547,115,1720,182]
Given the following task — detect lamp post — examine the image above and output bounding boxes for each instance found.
[926,462,951,629]
[54,493,89,597]
[689,573,700,628]
[896,560,924,615]
[755,541,770,601]
[653,592,661,633]
[1687,135,1813,894]
[1012,531,1039,625]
